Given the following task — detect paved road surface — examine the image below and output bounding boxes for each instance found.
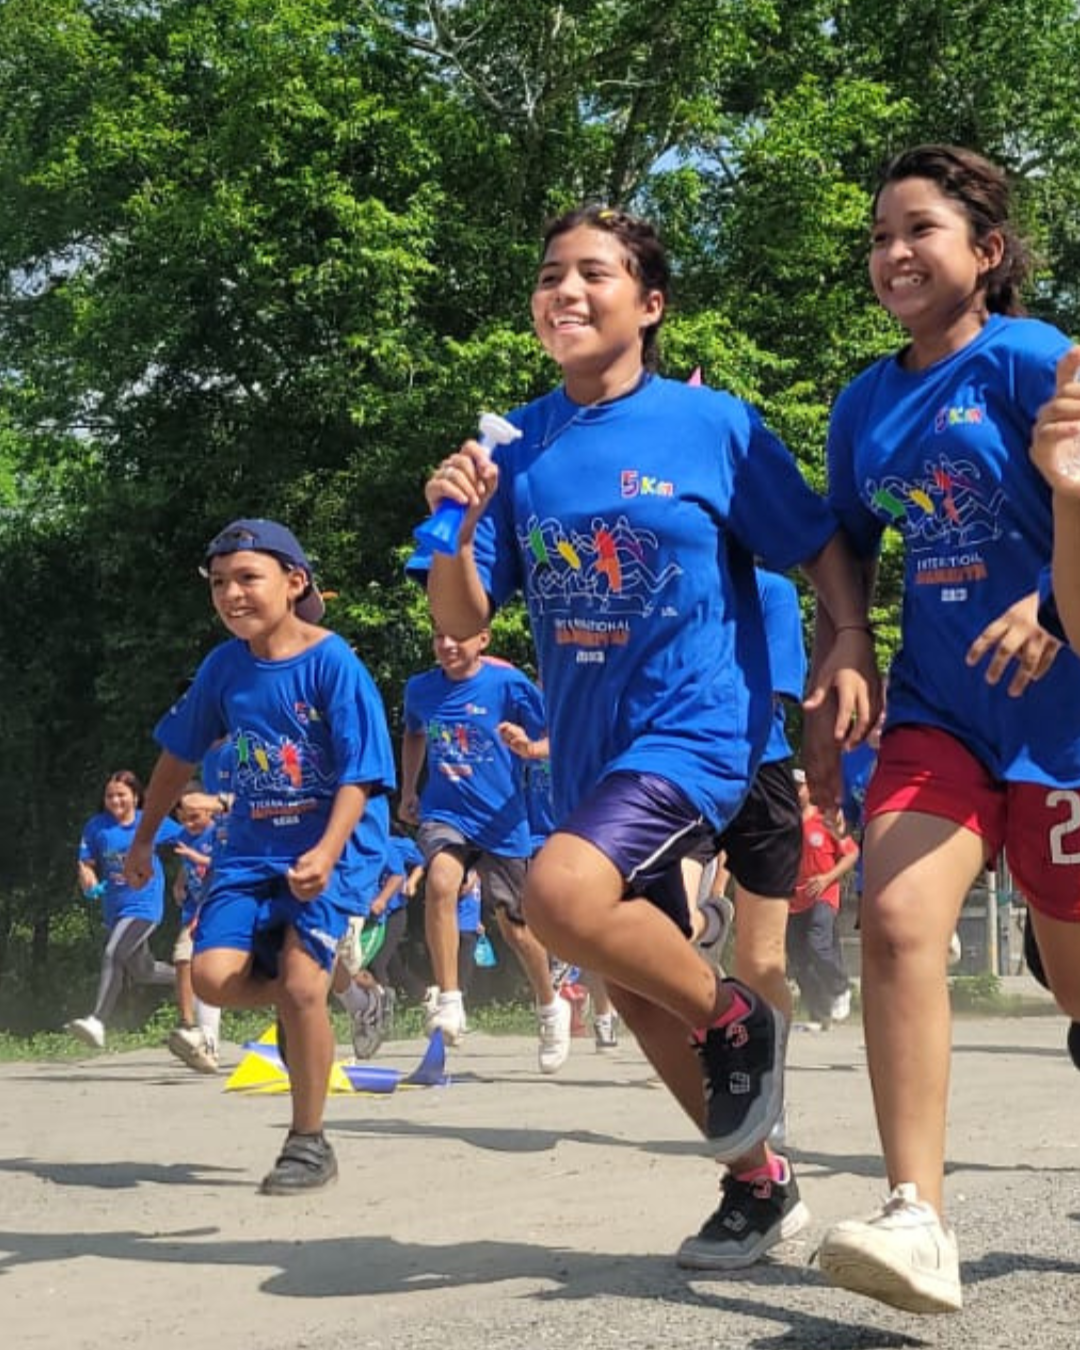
[1,1009,1077,1349]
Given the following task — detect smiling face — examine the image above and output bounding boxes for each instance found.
[870,176,1003,366]
[432,628,489,680]
[103,779,138,824]
[208,550,307,651]
[530,225,664,403]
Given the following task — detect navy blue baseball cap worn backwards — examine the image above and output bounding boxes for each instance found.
[203,518,326,622]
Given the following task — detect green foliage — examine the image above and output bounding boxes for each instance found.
[3,0,1080,1029]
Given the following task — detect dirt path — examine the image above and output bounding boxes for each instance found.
[1,1014,1078,1349]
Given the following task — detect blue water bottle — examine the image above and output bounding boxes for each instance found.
[413,413,523,555]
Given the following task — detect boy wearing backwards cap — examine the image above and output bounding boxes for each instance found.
[126,519,395,1194]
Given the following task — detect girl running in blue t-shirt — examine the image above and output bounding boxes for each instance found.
[813,145,1080,1315]
[419,205,878,1269]
[67,769,182,1049]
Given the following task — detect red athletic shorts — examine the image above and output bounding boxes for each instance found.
[866,724,1080,922]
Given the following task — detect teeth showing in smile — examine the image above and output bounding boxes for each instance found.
[890,274,923,290]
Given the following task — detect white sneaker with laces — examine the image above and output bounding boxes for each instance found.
[425,993,466,1047]
[167,1024,218,1073]
[817,1182,962,1313]
[537,998,572,1074]
[66,1015,105,1049]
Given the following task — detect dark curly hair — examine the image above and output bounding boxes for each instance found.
[874,145,1030,316]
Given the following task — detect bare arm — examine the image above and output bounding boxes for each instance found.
[1031,346,1080,652]
[803,549,880,812]
[399,728,428,825]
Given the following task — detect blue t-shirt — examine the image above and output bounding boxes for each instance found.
[469,375,837,828]
[828,314,1080,785]
[521,754,556,853]
[756,567,807,764]
[153,633,396,910]
[404,659,546,856]
[79,811,183,927]
[381,834,425,918]
[174,822,216,924]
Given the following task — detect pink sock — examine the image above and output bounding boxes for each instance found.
[734,1154,786,1184]
[709,988,751,1030]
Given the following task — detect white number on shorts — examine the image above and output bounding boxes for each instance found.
[1047,790,1080,864]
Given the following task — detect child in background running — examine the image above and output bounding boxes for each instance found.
[67,770,183,1050]
[400,632,573,1073]
[167,784,224,1072]
[811,146,1080,1314]
[420,204,877,1261]
[124,518,395,1195]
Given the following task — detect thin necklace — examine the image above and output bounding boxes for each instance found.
[540,368,650,450]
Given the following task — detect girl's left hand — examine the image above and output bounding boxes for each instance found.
[965,591,1061,697]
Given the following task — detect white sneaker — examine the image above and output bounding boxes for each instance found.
[817,1183,962,1313]
[593,1011,619,1051]
[167,1024,218,1073]
[336,916,366,977]
[425,993,466,1048]
[66,1015,105,1049]
[830,987,852,1022]
[537,998,572,1074]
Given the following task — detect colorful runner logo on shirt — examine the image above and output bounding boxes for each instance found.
[867,455,1005,552]
[516,512,683,624]
[233,729,334,795]
[427,718,495,780]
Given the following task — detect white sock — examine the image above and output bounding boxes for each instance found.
[194,999,221,1044]
[338,982,372,1016]
[537,999,561,1019]
[437,990,463,1009]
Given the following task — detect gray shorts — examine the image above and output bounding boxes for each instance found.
[417,819,529,924]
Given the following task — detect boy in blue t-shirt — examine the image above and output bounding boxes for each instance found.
[400,631,573,1072]
[125,518,395,1196]
[167,783,225,1073]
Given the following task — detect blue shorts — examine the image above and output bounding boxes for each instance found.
[558,770,716,934]
[193,873,348,977]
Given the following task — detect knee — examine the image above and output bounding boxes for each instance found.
[278,968,327,1017]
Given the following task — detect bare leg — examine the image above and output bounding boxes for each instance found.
[525,833,731,1027]
[176,960,196,1025]
[493,909,555,1004]
[423,850,466,992]
[860,812,984,1217]
[275,930,334,1135]
[1027,908,1080,1019]
[732,886,792,1021]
